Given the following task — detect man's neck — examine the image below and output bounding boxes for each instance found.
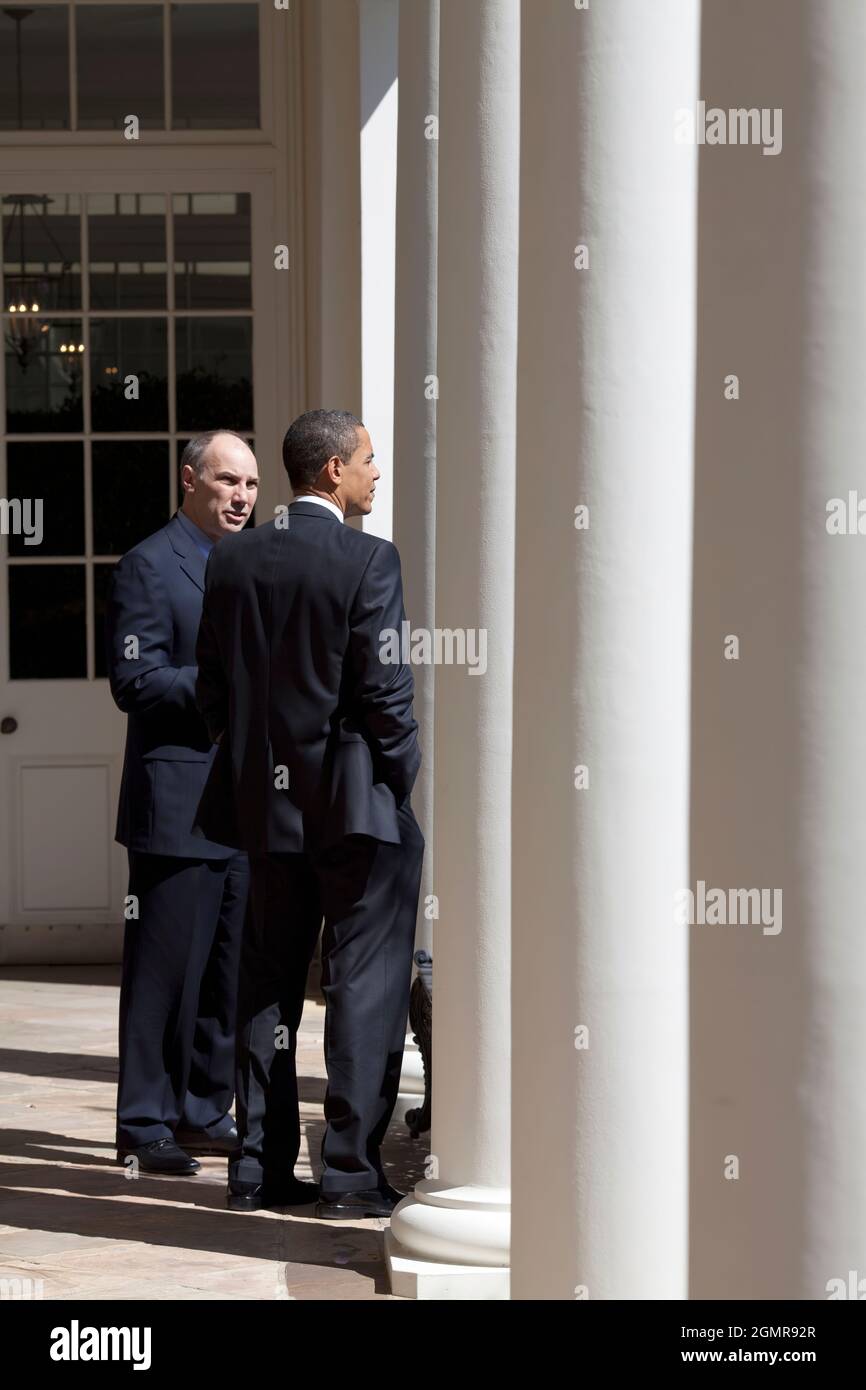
[295,490,344,515]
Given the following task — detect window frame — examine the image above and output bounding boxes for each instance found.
[0,0,274,144]
[0,168,281,685]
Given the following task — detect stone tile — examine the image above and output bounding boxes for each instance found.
[0,967,428,1301]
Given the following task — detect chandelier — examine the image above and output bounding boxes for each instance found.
[3,193,75,372]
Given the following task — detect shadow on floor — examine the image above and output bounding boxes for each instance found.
[0,1174,395,1292]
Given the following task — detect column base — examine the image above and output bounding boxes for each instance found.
[385,1180,510,1300]
[385,1228,510,1299]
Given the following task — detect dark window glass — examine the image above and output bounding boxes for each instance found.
[93,440,170,554]
[5,318,84,432]
[3,193,82,312]
[173,194,251,309]
[88,194,167,310]
[90,318,168,431]
[6,442,84,557]
[175,318,252,431]
[171,5,259,130]
[0,7,69,130]
[93,561,116,679]
[76,5,163,130]
[9,564,86,678]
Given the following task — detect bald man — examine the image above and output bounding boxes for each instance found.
[106,431,257,1175]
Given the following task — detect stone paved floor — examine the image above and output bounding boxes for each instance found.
[0,966,429,1300]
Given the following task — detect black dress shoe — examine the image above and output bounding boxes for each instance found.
[173,1124,240,1157]
[376,1180,406,1206]
[315,1185,405,1220]
[116,1138,200,1174]
[227,1176,319,1212]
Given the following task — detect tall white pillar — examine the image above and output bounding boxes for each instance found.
[386,0,518,1299]
[797,0,866,1296]
[393,0,439,954]
[692,0,866,1297]
[301,0,361,416]
[511,0,698,1299]
[358,0,398,540]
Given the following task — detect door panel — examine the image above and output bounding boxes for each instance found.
[18,760,116,912]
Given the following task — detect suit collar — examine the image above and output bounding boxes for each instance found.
[166,512,207,592]
[288,498,343,523]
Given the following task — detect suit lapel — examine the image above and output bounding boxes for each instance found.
[166,513,207,593]
[179,547,207,593]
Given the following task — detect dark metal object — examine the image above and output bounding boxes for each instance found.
[1,716,18,734]
[405,948,432,1138]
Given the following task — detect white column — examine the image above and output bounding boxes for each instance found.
[511,0,698,1299]
[393,0,439,954]
[797,0,866,1297]
[386,0,518,1300]
[300,0,361,415]
[358,0,398,540]
[691,0,866,1297]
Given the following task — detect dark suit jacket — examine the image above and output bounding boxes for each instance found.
[193,500,421,853]
[106,513,235,859]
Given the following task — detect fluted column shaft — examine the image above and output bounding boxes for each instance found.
[511,0,698,1299]
[387,0,518,1299]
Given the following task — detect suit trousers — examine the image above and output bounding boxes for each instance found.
[116,850,249,1148]
[231,801,424,1193]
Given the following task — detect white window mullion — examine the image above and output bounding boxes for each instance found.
[163,0,172,132]
[166,192,177,511]
[81,197,94,679]
[69,1,78,132]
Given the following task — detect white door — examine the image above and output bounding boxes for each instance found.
[0,2,295,962]
[0,180,278,962]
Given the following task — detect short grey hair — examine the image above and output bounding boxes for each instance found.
[180,430,249,478]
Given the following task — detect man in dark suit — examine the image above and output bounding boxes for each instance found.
[106,430,257,1175]
[194,409,424,1216]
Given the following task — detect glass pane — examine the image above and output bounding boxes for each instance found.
[93,440,170,554]
[90,318,168,431]
[5,318,84,432]
[0,7,69,130]
[93,562,115,679]
[76,5,163,130]
[171,4,259,130]
[6,442,84,557]
[89,194,167,310]
[9,564,86,679]
[173,194,251,309]
[3,193,82,312]
[175,318,252,431]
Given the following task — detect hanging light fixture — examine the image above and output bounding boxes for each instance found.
[3,193,75,372]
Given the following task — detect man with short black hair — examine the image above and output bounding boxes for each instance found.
[195,409,424,1216]
[107,430,257,1174]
